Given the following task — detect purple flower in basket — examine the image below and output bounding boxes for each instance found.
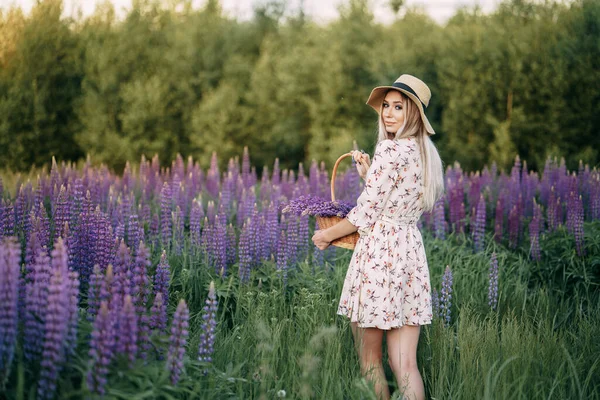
[282,194,354,218]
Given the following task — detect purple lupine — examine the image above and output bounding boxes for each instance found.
[198,282,218,367]
[87,301,115,396]
[431,288,440,318]
[87,265,103,322]
[64,270,80,357]
[113,240,132,306]
[24,247,52,361]
[126,214,141,255]
[574,194,585,256]
[488,253,499,310]
[0,237,20,385]
[547,188,558,232]
[149,292,168,335]
[154,250,170,305]
[172,206,184,255]
[37,268,69,400]
[472,194,486,252]
[591,176,600,220]
[207,200,216,225]
[212,214,227,276]
[160,182,173,246]
[167,299,189,385]
[282,194,354,218]
[52,185,71,240]
[494,198,504,243]
[116,295,138,367]
[433,198,447,240]
[529,200,542,261]
[132,242,151,358]
[2,200,15,236]
[285,217,298,267]
[238,219,252,283]
[439,265,453,326]
[508,205,519,249]
[297,214,310,262]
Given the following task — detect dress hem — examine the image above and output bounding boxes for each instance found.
[336,312,432,330]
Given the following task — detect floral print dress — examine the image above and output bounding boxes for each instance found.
[337,137,432,329]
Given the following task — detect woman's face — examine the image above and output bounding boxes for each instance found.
[381,90,405,134]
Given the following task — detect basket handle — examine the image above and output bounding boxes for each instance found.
[331,152,354,201]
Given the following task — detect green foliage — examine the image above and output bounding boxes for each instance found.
[1,0,599,172]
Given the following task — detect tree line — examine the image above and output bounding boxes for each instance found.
[0,0,598,173]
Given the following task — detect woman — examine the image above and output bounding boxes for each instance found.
[312,74,444,400]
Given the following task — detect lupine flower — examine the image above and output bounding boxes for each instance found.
[87,265,103,321]
[167,299,189,385]
[508,205,519,249]
[65,270,80,357]
[24,247,52,361]
[87,301,115,396]
[198,282,218,366]
[488,253,499,310]
[149,292,168,335]
[494,198,503,243]
[439,266,453,326]
[529,200,542,261]
[574,194,585,256]
[126,214,141,255]
[433,199,447,240]
[282,194,354,218]
[116,295,138,367]
[431,288,440,318]
[37,268,69,400]
[160,182,172,246]
[0,238,20,385]
[154,250,170,304]
[238,219,252,283]
[472,194,486,252]
[133,242,151,357]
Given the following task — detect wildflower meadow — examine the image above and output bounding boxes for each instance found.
[1,150,599,399]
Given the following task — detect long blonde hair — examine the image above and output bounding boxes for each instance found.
[377,90,444,212]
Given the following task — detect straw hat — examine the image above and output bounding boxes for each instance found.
[366,74,435,135]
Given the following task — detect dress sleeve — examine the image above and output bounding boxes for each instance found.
[346,139,401,235]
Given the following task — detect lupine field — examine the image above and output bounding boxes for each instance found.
[1,149,599,399]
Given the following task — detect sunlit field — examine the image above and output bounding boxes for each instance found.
[1,152,599,399]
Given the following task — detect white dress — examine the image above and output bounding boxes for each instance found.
[337,137,433,329]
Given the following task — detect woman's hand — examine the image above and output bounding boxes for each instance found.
[351,150,371,180]
[311,229,331,250]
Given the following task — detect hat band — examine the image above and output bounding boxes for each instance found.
[392,82,427,109]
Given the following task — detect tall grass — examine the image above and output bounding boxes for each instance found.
[146,227,600,400]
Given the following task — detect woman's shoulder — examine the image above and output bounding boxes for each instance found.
[375,137,417,157]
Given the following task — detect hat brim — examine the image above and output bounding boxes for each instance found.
[366,86,435,135]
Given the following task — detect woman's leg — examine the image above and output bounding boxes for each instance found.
[386,325,425,400]
[350,322,390,400]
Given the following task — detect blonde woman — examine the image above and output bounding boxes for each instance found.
[312,74,444,400]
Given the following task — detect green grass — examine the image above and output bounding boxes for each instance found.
[5,225,600,399]
[159,228,600,399]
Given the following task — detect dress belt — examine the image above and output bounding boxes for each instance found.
[378,215,419,226]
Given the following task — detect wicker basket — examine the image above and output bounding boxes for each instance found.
[315,152,360,250]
